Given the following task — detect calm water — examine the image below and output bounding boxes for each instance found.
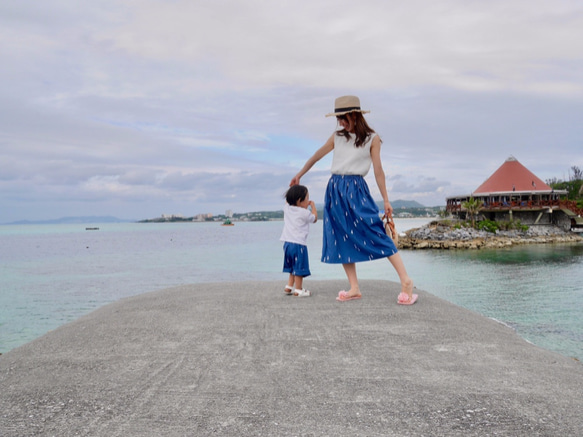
[1,220,582,361]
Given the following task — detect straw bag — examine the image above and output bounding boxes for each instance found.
[382,213,399,247]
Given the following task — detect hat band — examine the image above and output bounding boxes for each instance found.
[334,106,361,113]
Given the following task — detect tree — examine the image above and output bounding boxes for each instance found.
[462,197,482,228]
[547,167,582,201]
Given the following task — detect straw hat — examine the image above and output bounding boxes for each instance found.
[325,95,370,117]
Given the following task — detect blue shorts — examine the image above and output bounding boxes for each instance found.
[282,242,311,277]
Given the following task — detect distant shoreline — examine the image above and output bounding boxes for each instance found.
[2,203,443,225]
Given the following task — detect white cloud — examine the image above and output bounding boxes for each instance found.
[1,0,582,222]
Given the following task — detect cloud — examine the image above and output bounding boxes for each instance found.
[1,0,582,222]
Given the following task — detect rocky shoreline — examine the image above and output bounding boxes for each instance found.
[399,221,583,249]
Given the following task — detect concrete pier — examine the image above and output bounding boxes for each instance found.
[1,280,581,436]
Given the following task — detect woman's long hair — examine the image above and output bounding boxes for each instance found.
[336,112,379,148]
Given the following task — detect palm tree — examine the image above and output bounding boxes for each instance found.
[462,197,482,228]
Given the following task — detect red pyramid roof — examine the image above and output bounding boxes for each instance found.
[473,156,552,194]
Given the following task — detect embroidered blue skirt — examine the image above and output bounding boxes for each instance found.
[321,174,398,264]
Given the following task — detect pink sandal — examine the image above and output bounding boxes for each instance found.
[398,281,418,305]
[397,292,418,305]
[336,290,362,302]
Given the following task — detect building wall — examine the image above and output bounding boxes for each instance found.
[482,210,572,231]
[554,211,573,231]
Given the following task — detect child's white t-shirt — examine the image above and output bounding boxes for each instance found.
[280,204,316,246]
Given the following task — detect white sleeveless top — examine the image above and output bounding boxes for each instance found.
[330,132,376,176]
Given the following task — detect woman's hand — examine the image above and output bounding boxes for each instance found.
[290,175,300,186]
[384,200,393,216]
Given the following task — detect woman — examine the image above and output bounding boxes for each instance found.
[290,95,417,304]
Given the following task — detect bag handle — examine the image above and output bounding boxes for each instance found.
[382,212,399,247]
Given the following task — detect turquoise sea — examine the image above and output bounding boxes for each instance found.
[1,219,582,361]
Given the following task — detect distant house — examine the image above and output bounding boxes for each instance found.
[446,156,582,231]
[193,213,213,222]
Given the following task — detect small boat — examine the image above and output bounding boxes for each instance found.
[221,219,234,226]
[85,227,100,231]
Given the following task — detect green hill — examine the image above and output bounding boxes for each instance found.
[385,199,425,209]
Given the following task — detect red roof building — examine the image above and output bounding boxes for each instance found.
[444,157,582,231]
[445,157,577,230]
[473,156,552,195]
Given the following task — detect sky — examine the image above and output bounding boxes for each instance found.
[1,0,582,223]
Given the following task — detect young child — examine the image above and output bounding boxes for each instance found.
[280,184,318,297]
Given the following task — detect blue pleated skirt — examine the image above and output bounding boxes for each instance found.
[321,174,398,264]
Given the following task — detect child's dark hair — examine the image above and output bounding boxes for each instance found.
[285,185,308,206]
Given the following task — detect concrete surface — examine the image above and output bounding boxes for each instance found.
[1,280,582,436]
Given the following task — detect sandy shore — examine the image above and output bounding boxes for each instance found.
[1,280,582,436]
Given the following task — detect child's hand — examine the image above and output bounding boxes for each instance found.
[309,200,318,222]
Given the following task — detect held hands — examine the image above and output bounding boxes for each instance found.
[290,175,300,186]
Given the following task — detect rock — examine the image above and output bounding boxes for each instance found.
[400,223,583,250]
